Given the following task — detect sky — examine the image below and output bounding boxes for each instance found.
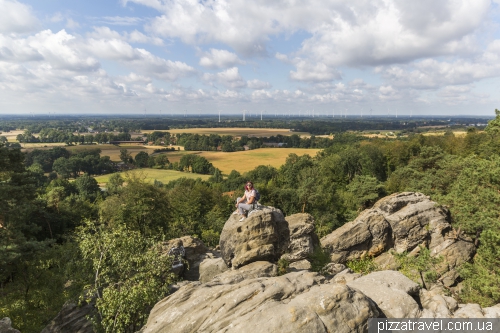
[1,0,500,116]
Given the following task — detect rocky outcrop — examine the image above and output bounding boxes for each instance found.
[40,302,94,333]
[140,270,379,333]
[281,213,319,262]
[320,192,476,286]
[347,270,421,318]
[219,207,289,268]
[199,257,229,283]
[0,318,20,333]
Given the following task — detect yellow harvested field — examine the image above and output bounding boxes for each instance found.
[143,127,310,137]
[94,168,210,185]
[1,130,24,142]
[422,131,468,137]
[170,148,322,175]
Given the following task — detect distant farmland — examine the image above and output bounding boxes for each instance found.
[143,127,310,137]
[172,148,322,175]
[94,168,210,185]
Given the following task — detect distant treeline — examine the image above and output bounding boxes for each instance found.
[16,129,135,144]
[0,116,492,137]
[175,132,357,151]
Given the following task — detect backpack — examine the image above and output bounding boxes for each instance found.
[254,188,261,202]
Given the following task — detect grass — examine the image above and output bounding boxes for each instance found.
[94,168,211,185]
[143,127,310,137]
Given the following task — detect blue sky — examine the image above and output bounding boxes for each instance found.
[1,0,500,116]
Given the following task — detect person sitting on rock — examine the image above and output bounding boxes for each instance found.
[234,181,256,222]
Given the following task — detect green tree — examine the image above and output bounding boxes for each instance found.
[73,173,101,202]
[77,220,177,332]
[99,177,171,236]
[134,151,149,168]
[119,149,132,163]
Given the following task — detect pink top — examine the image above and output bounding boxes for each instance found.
[244,189,256,202]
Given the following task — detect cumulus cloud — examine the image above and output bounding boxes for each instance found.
[203,67,247,89]
[199,48,245,69]
[0,0,39,33]
[289,60,342,82]
[247,79,271,89]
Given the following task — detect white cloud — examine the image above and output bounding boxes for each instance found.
[203,67,247,89]
[88,27,164,46]
[247,79,271,89]
[0,0,38,33]
[289,60,342,82]
[199,48,245,69]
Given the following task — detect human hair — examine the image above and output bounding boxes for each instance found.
[245,181,253,190]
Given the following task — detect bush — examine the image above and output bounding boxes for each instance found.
[308,246,331,273]
[346,255,378,275]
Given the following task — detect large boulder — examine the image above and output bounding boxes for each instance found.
[320,192,475,285]
[347,270,421,318]
[199,257,229,283]
[219,207,289,268]
[140,270,379,333]
[40,302,94,333]
[281,213,320,262]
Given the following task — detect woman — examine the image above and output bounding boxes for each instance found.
[235,181,256,221]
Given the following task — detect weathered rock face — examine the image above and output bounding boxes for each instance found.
[141,270,379,333]
[40,302,94,333]
[199,257,229,283]
[0,318,20,333]
[219,207,289,268]
[320,192,476,284]
[281,213,320,262]
[347,270,421,318]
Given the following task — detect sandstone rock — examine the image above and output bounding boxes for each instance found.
[419,288,456,318]
[433,240,475,274]
[454,304,484,318]
[40,302,94,333]
[321,263,346,276]
[320,192,475,287]
[331,269,362,284]
[199,257,229,283]
[347,270,421,318]
[0,318,20,333]
[219,207,289,268]
[212,261,278,285]
[483,304,500,318]
[287,259,311,272]
[141,270,378,333]
[281,213,319,262]
[373,251,399,270]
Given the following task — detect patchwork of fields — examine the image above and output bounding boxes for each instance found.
[143,127,310,137]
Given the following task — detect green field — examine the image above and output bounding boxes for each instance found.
[94,168,211,185]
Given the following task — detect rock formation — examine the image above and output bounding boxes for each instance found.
[320,192,475,286]
[45,193,500,332]
[219,207,289,268]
